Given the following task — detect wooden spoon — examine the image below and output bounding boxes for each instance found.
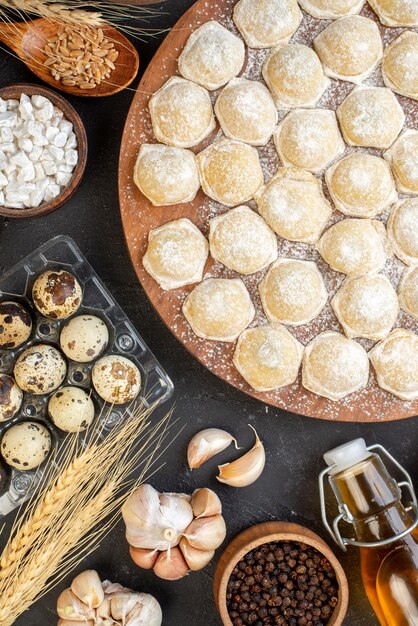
[0,18,139,97]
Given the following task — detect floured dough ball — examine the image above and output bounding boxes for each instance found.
[384,130,418,195]
[14,344,67,395]
[143,218,208,290]
[133,144,200,207]
[32,270,82,320]
[382,32,418,101]
[337,86,405,149]
[274,109,345,173]
[0,301,32,349]
[317,219,387,276]
[326,153,397,218]
[0,374,23,422]
[398,266,418,320]
[369,329,418,400]
[1,422,51,470]
[302,331,369,401]
[233,0,302,48]
[49,386,95,433]
[233,323,303,392]
[215,78,278,146]
[209,206,277,275]
[92,355,141,405]
[262,44,329,108]
[298,0,365,19]
[387,198,418,265]
[196,138,263,207]
[149,77,215,148]
[368,0,418,27]
[60,315,109,363]
[332,274,399,340]
[178,21,245,91]
[314,16,383,84]
[259,259,327,326]
[254,167,331,243]
[182,278,255,342]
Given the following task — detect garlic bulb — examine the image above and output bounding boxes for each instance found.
[184,514,227,551]
[179,537,215,571]
[129,546,159,569]
[187,428,239,469]
[217,426,265,487]
[153,546,189,580]
[57,589,95,621]
[125,594,163,626]
[71,569,104,609]
[122,484,194,551]
[191,488,222,518]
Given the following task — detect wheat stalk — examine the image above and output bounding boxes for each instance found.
[0,402,177,626]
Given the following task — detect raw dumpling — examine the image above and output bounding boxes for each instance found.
[209,206,277,275]
[196,138,263,207]
[337,86,405,149]
[387,198,418,265]
[233,323,303,392]
[332,274,399,340]
[314,16,383,84]
[233,0,302,49]
[182,278,255,342]
[317,219,387,276]
[259,258,327,325]
[382,32,418,101]
[369,329,418,401]
[384,130,418,195]
[302,331,369,401]
[368,0,418,27]
[215,78,278,146]
[143,218,209,290]
[133,144,200,207]
[325,153,397,218]
[178,21,245,91]
[399,266,418,320]
[298,0,365,19]
[274,109,345,173]
[254,167,332,243]
[149,77,215,148]
[262,44,329,109]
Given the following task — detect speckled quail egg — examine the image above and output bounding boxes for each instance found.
[0,301,32,349]
[0,374,23,422]
[1,421,51,470]
[49,386,95,433]
[14,344,67,395]
[92,355,141,404]
[32,270,82,319]
[60,315,109,363]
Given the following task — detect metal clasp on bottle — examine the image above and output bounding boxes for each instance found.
[319,444,418,552]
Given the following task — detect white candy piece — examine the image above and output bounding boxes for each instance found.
[0,98,6,113]
[0,112,17,127]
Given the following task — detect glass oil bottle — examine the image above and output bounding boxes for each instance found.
[319,439,418,626]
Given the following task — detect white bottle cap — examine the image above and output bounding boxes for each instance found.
[323,438,371,474]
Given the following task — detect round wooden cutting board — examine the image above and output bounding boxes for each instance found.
[119,0,418,422]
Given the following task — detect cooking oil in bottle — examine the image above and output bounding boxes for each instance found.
[319,439,418,626]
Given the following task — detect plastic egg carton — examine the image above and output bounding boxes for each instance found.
[0,235,174,516]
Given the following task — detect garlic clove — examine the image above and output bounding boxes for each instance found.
[184,514,227,551]
[129,546,159,570]
[191,488,222,518]
[96,596,111,619]
[125,593,163,626]
[179,537,215,571]
[153,546,189,580]
[56,588,95,622]
[110,592,141,621]
[58,621,94,626]
[187,428,239,469]
[217,425,265,488]
[70,569,104,609]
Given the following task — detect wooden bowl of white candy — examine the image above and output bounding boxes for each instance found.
[0,83,87,218]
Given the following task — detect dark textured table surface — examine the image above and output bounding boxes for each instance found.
[0,2,417,625]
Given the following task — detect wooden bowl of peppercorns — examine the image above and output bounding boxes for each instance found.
[214,521,348,626]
